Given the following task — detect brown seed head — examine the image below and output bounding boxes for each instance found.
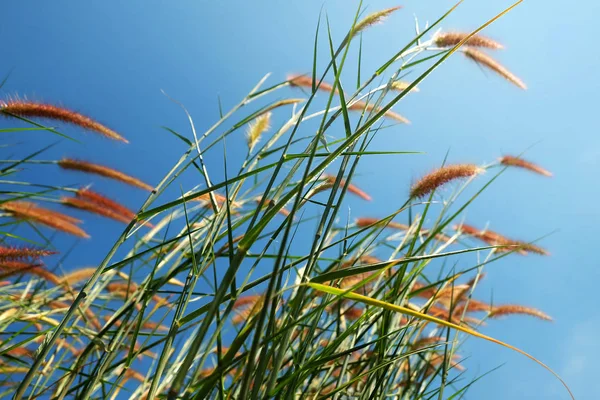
[488,304,553,321]
[348,100,410,124]
[324,175,372,201]
[434,32,504,50]
[499,155,552,177]
[0,201,89,238]
[58,158,153,191]
[0,261,59,284]
[463,48,527,90]
[0,246,56,261]
[0,100,128,143]
[352,6,402,37]
[410,164,483,198]
[62,197,132,224]
[287,74,335,93]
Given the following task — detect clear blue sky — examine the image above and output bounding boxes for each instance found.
[1,1,597,399]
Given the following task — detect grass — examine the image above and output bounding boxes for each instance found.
[0,2,573,399]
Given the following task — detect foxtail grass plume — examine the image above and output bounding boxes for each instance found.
[0,99,128,143]
[324,175,372,201]
[246,112,271,152]
[434,32,504,50]
[0,261,60,285]
[0,246,56,261]
[0,201,89,238]
[58,158,153,191]
[455,223,548,255]
[287,74,336,93]
[348,100,410,124]
[489,305,552,321]
[255,198,291,217]
[62,197,133,224]
[352,6,402,38]
[390,81,420,93]
[75,188,151,226]
[499,155,552,177]
[355,217,409,230]
[463,48,527,90]
[59,267,99,286]
[410,164,483,198]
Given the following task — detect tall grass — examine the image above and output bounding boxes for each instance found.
[0,2,572,399]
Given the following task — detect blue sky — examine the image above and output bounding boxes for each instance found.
[1,1,597,399]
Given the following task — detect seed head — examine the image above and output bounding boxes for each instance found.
[499,155,552,177]
[352,6,402,37]
[62,197,133,224]
[0,201,89,238]
[0,99,128,143]
[287,74,336,93]
[246,112,271,152]
[58,158,153,191]
[489,304,553,321]
[410,164,483,198]
[348,100,410,124]
[463,48,527,90]
[390,81,420,93]
[434,32,504,50]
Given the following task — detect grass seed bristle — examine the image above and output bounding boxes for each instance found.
[287,74,336,92]
[434,32,504,50]
[246,112,271,152]
[410,164,483,198]
[352,6,402,37]
[0,201,89,238]
[499,155,552,177]
[0,100,128,143]
[348,100,410,124]
[463,48,527,90]
[489,305,553,321]
[62,197,133,224]
[58,158,153,191]
[0,261,60,284]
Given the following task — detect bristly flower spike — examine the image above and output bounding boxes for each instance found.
[0,99,128,143]
[246,112,271,153]
[58,158,153,191]
[352,6,402,37]
[434,32,504,50]
[463,48,527,90]
[499,155,552,177]
[410,164,483,198]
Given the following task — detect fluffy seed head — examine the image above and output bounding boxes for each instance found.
[489,305,553,321]
[59,267,98,286]
[0,201,89,238]
[62,197,132,224]
[390,81,420,93]
[410,164,483,198]
[58,158,153,191]
[353,6,402,37]
[463,48,527,90]
[287,74,336,93]
[434,32,504,50]
[499,155,552,177]
[355,217,409,230]
[324,175,372,201]
[0,99,128,143]
[348,101,410,124]
[0,261,59,284]
[0,246,56,261]
[246,112,271,152]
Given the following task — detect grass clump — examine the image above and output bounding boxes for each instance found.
[0,2,573,400]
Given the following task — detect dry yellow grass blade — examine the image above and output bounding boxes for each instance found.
[307,282,574,399]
